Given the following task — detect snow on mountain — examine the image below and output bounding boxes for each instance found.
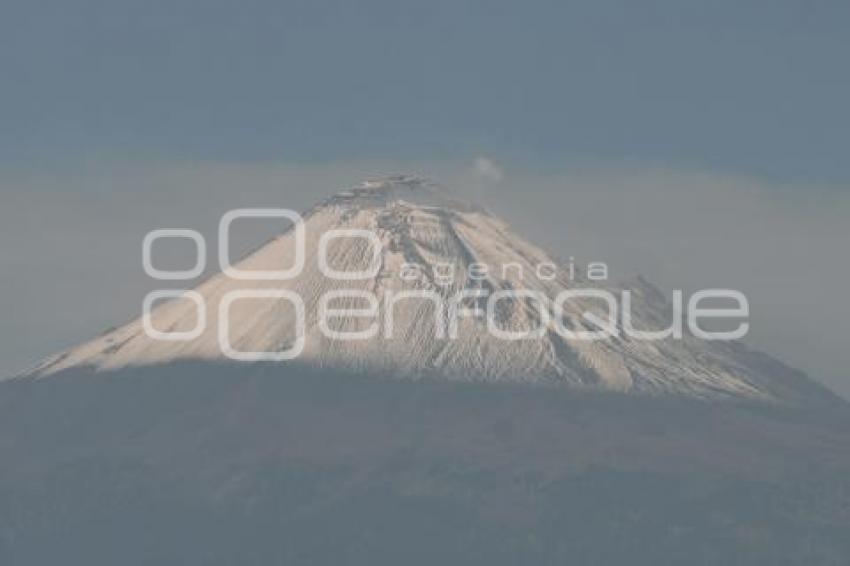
[23,175,831,404]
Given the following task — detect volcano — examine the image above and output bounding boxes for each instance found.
[3,176,849,565]
[23,175,836,405]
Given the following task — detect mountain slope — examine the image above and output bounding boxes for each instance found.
[2,362,850,565]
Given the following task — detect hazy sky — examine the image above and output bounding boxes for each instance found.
[4,0,850,179]
[1,1,848,394]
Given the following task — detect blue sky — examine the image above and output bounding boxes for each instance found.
[3,0,850,182]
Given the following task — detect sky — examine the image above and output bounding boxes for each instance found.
[1,1,849,394]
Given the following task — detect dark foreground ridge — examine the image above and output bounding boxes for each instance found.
[1,362,849,565]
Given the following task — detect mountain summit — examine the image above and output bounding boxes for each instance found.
[26,176,835,405]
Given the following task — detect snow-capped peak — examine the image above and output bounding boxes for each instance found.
[321,174,482,213]
[21,177,834,405]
